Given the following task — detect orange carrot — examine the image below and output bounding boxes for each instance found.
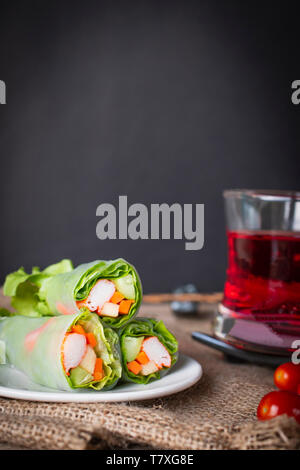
[94,357,103,373]
[94,358,103,381]
[94,372,103,381]
[110,291,125,304]
[72,324,86,336]
[86,332,97,348]
[136,351,149,365]
[127,360,142,375]
[119,300,134,315]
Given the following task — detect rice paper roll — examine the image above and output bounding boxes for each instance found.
[0,312,122,391]
[119,318,178,384]
[4,258,142,329]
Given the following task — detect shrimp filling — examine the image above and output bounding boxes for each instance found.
[76,279,135,318]
[126,336,172,376]
[61,322,104,385]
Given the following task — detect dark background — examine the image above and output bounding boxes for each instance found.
[0,0,299,293]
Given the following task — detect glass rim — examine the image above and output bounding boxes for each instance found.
[223,189,300,201]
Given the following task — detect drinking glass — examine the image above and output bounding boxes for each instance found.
[214,189,300,355]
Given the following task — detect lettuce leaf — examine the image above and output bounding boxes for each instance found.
[67,311,122,390]
[3,260,73,317]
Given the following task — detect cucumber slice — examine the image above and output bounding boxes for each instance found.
[123,336,144,362]
[114,274,135,300]
[79,345,97,374]
[69,366,93,386]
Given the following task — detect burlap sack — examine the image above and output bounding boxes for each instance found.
[0,293,299,450]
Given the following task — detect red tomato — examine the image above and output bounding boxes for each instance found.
[257,391,300,423]
[274,362,300,393]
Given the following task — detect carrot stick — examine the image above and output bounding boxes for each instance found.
[72,324,86,336]
[94,372,103,381]
[93,358,103,381]
[136,351,149,365]
[119,300,134,315]
[86,332,97,348]
[94,357,103,373]
[110,291,125,304]
[127,360,142,374]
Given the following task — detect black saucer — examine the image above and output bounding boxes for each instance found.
[191,331,288,367]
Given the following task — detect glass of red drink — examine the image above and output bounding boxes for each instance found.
[214,189,300,355]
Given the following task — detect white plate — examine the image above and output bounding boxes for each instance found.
[0,354,202,402]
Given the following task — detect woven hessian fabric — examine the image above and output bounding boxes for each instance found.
[0,292,299,450]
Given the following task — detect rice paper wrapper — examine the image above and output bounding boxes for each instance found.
[119,318,178,384]
[0,313,122,391]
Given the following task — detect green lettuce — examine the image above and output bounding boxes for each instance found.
[119,318,178,384]
[3,259,73,317]
[71,311,122,390]
[4,259,142,328]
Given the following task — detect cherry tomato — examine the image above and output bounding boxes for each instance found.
[257,391,300,423]
[274,362,300,393]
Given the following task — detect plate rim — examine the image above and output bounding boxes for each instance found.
[0,354,202,402]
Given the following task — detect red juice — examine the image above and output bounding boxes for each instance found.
[222,231,300,346]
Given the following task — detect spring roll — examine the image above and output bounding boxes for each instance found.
[119,318,178,384]
[4,258,142,328]
[0,312,122,391]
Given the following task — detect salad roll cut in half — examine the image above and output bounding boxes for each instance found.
[119,318,178,384]
[4,258,142,328]
[0,312,122,391]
